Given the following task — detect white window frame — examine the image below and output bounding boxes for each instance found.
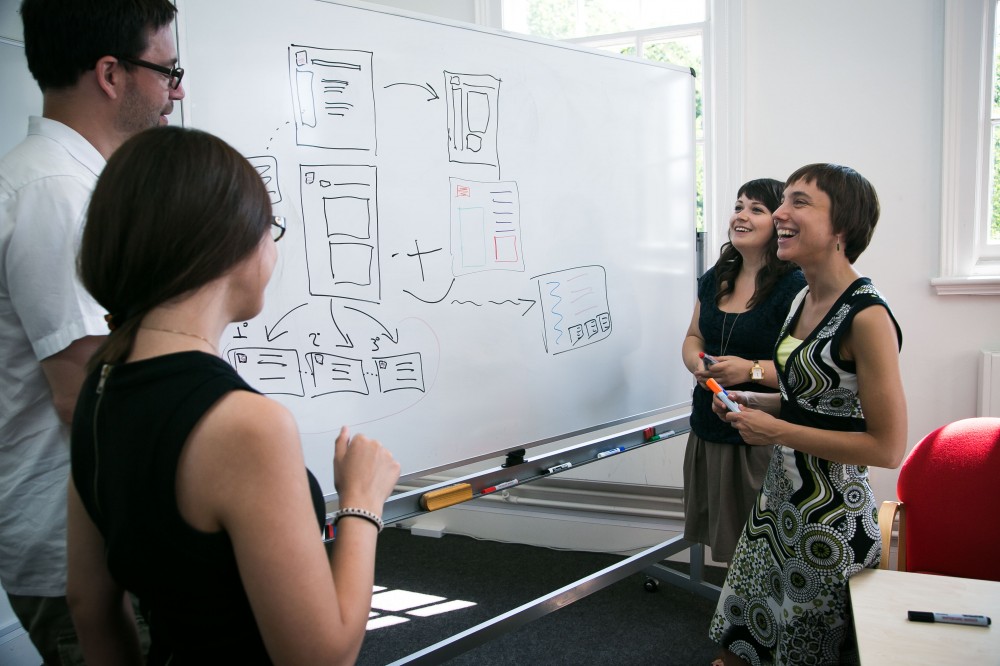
[933,0,1000,295]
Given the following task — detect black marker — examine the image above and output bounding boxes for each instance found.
[907,611,991,627]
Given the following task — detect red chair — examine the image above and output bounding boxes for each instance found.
[878,417,1000,581]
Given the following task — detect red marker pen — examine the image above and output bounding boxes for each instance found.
[481,479,519,494]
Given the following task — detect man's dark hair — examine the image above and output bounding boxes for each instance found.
[21,0,177,91]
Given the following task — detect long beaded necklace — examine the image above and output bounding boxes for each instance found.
[719,312,741,356]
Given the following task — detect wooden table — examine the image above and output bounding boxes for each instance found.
[849,568,1000,665]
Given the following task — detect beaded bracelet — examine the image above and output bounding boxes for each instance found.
[332,507,384,533]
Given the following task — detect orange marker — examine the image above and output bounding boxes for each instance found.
[706,378,741,412]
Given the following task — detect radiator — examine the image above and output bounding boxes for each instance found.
[979,350,1000,417]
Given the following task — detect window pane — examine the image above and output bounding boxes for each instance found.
[992,1,1000,243]
[992,122,1000,243]
[502,0,706,39]
[597,41,637,58]
[995,0,1000,119]
[695,141,704,231]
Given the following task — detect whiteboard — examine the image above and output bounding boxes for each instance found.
[0,39,42,157]
[176,0,696,494]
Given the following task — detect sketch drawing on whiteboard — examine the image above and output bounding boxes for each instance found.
[227,348,305,396]
[449,177,523,275]
[227,308,430,401]
[304,352,368,397]
[300,164,381,303]
[534,266,613,355]
[289,45,376,152]
[248,155,282,204]
[374,352,426,393]
[444,71,500,169]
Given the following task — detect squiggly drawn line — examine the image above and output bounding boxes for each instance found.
[450,299,521,306]
[403,278,455,304]
[546,281,564,344]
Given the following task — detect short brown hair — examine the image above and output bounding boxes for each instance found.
[785,163,879,264]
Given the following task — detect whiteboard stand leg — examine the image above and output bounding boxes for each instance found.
[641,539,722,601]
[387,535,696,665]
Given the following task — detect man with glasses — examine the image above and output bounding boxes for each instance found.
[0,1,183,662]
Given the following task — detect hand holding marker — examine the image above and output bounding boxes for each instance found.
[698,351,718,368]
[706,378,741,413]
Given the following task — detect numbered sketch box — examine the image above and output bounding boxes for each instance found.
[449,178,523,275]
[247,155,282,204]
[228,348,304,396]
[304,352,369,397]
[374,352,425,393]
[289,45,376,152]
[445,72,500,167]
[300,165,380,303]
[534,266,612,355]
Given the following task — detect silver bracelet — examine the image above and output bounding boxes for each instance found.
[332,507,384,533]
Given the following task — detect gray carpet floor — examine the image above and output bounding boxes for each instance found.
[356,527,727,665]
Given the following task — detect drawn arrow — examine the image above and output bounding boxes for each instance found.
[344,305,399,344]
[518,298,537,316]
[383,81,440,101]
[265,303,308,342]
[328,300,354,349]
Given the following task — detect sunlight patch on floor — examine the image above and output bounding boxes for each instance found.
[367,585,477,630]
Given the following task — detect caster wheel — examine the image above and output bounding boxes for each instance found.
[643,577,659,593]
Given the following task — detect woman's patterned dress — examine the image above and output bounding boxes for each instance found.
[708,278,901,665]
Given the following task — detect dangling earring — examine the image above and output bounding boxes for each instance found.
[836,240,841,252]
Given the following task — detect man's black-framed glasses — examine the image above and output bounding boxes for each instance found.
[118,56,184,89]
[271,216,286,242]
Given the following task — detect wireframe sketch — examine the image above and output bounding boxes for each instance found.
[444,71,500,168]
[228,347,305,396]
[304,352,368,397]
[300,164,381,303]
[374,352,425,393]
[449,178,523,276]
[289,45,376,152]
[534,266,612,355]
[248,156,282,204]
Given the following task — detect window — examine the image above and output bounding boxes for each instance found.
[990,7,1000,246]
[934,0,1000,294]
[501,0,742,260]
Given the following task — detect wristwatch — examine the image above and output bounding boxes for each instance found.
[750,361,764,383]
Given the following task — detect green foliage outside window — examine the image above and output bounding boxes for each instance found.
[993,47,1000,242]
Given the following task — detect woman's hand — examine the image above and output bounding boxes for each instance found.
[694,355,752,389]
[333,426,401,513]
[724,408,782,446]
[707,391,781,445]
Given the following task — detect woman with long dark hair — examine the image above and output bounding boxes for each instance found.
[67,126,400,665]
[681,178,805,564]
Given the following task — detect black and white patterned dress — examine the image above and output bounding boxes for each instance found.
[709,278,902,666]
